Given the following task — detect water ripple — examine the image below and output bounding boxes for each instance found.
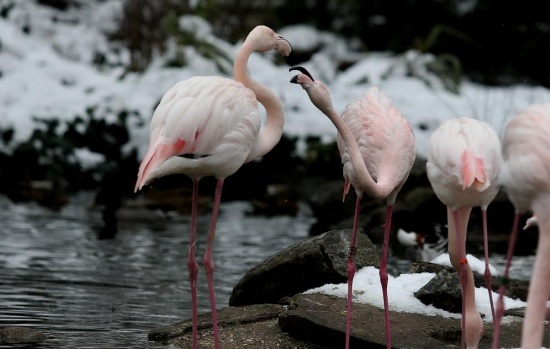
[0,193,314,348]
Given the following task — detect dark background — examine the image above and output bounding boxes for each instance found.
[112,0,550,87]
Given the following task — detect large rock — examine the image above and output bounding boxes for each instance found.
[150,293,526,348]
[278,293,524,349]
[414,268,463,313]
[411,261,530,305]
[150,240,529,348]
[229,229,380,306]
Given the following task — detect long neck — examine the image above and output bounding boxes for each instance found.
[317,101,394,199]
[234,42,284,162]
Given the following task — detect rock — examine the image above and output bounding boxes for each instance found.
[150,303,317,348]
[501,279,530,302]
[411,261,530,302]
[0,327,47,344]
[229,229,380,306]
[414,268,463,313]
[150,230,531,348]
[150,293,525,348]
[149,304,286,342]
[278,293,523,349]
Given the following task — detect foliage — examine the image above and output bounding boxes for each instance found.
[178,0,550,88]
[161,13,232,74]
[110,0,232,73]
[0,107,141,200]
[108,0,190,72]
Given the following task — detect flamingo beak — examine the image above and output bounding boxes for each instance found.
[289,66,315,81]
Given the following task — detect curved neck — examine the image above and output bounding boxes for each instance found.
[234,42,284,162]
[317,101,393,199]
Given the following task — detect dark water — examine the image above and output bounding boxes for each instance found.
[0,193,315,348]
[0,193,533,348]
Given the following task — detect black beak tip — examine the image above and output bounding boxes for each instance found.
[288,66,314,81]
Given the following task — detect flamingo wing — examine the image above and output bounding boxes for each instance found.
[135,76,260,191]
[338,87,415,193]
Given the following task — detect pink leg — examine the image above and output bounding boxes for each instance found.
[450,207,482,349]
[521,214,550,349]
[188,178,200,349]
[452,208,468,349]
[492,212,520,349]
[481,209,496,321]
[345,194,362,349]
[379,204,394,349]
[203,178,224,349]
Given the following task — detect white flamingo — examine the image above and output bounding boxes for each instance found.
[135,25,292,349]
[290,66,416,349]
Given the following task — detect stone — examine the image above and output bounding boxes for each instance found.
[150,293,526,348]
[229,229,380,306]
[411,261,530,302]
[149,232,531,348]
[151,303,317,348]
[0,327,46,344]
[278,293,524,349]
[149,304,286,342]
[414,268,462,313]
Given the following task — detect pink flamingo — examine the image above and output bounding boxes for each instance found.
[493,104,550,349]
[289,66,416,349]
[426,117,502,349]
[134,26,291,349]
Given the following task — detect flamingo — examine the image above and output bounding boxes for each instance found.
[426,117,502,349]
[493,104,550,349]
[289,66,416,349]
[134,25,291,349]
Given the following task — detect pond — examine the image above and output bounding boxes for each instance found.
[0,193,532,348]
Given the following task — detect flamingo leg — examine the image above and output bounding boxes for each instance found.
[450,208,468,349]
[521,214,550,349]
[449,207,482,349]
[188,178,200,349]
[345,194,362,349]
[203,178,224,349]
[379,203,394,349]
[481,209,496,321]
[492,212,520,349]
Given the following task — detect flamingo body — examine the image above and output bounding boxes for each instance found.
[500,104,550,211]
[427,117,502,209]
[135,76,261,188]
[337,88,416,201]
[426,117,502,349]
[495,103,550,349]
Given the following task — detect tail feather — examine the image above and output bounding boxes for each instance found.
[134,139,186,192]
[460,148,486,191]
[342,180,351,202]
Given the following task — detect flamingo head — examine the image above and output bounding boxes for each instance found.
[246,25,292,56]
[289,66,334,114]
